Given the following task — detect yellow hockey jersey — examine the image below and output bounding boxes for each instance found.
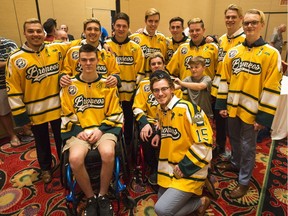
[61,40,120,80]
[130,28,167,76]
[166,33,190,63]
[211,28,245,97]
[106,37,145,102]
[215,37,282,127]
[157,96,213,195]
[60,74,123,140]
[133,77,183,129]
[6,42,70,126]
[166,38,218,80]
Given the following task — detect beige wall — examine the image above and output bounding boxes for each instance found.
[0,0,287,55]
[0,0,115,45]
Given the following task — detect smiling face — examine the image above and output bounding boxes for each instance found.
[243,13,264,44]
[114,19,129,41]
[84,22,101,45]
[145,14,160,35]
[151,79,174,109]
[225,9,243,35]
[24,23,45,51]
[169,21,184,39]
[189,23,205,45]
[150,56,165,72]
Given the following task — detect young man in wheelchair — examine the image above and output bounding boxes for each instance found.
[60,44,123,216]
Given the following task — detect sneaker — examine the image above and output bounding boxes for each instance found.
[97,195,113,216]
[148,172,157,186]
[84,196,98,216]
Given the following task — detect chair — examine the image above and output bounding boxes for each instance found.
[60,132,135,215]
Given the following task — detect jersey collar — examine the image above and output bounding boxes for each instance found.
[111,36,130,45]
[243,36,266,48]
[189,37,206,48]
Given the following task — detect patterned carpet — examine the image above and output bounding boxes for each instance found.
[0,134,287,216]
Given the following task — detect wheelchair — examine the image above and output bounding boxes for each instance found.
[61,131,135,216]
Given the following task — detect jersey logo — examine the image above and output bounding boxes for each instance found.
[141,45,161,59]
[143,84,150,92]
[167,49,174,61]
[147,93,159,107]
[132,37,141,44]
[74,95,105,112]
[116,56,134,65]
[228,49,238,58]
[218,48,226,62]
[192,112,204,126]
[161,126,181,140]
[181,47,188,55]
[97,64,108,74]
[184,56,193,69]
[232,58,261,75]
[68,85,78,96]
[15,58,27,69]
[72,51,79,60]
[26,63,59,83]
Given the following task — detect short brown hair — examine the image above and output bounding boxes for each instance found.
[83,18,102,31]
[188,56,206,67]
[169,17,184,27]
[150,70,174,91]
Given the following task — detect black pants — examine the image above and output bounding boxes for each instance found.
[31,118,62,171]
[122,101,134,146]
[212,97,227,151]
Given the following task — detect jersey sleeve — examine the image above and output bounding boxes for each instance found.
[5,56,30,126]
[178,103,213,177]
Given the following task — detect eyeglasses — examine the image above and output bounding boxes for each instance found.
[152,86,170,94]
[242,20,260,27]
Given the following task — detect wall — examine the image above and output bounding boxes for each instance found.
[0,1,287,51]
[121,0,287,59]
[0,0,115,46]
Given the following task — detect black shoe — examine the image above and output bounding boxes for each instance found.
[148,172,157,186]
[97,195,113,216]
[84,196,98,216]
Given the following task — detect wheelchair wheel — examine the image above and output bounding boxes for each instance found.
[119,133,130,183]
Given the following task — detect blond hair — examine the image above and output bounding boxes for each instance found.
[145,8,160,21]
[23,18,41,31]
[224,4,243,18]
[188,18,204,28]
[245,9,265,24]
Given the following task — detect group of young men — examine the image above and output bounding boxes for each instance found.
[2,3,283,216]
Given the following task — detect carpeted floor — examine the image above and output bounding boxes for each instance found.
[0,134,287,216]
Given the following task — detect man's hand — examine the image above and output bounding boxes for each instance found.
[103,43,114,55]
[254,122,265,131]
[106,75,118,87]
[219,110,228,118]
[77,131,89,141]
[140,124,153,142]
[151,134,160,147]
[87,129,103,144]
[173,165,184,179]
[60,75,71,87]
